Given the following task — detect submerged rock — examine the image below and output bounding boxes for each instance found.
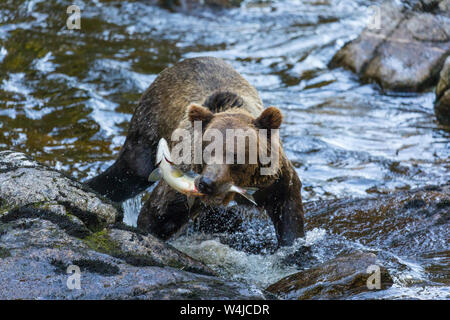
[329,2,450,91]
[304,184,449,258]
[435,56,450,125]
[195,184,449,259]
[266,251,393,300]
[267,183,448,299]
[196,184,448,298]
[404,0,450,13]
[159,0,242,11]
[0,150,266,299]
[301,184,449,292]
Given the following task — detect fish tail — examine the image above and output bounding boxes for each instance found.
[240,192,257,206]
[241,187,258,205]
[228,185,258,206]
[245,187,258,195]
[148,167,162,182]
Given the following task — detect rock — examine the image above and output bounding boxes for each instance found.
[266,251,393,300]
[0,150,266,299]
[305,184,449,259]
[329,2,450,91]
[159,0,242,11]
[435,90,450,125]
[0,150,122,230]
[0,218,265,299]
[106,226,216,275]
[199,0,242,8]
[265,184,448,298]
[435,56,450,125]
[194,184,449,257]
[440,0,450,11]
[197,184,448,298]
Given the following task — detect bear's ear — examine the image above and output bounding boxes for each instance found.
[188,104,214,124]
[254,106,283,130]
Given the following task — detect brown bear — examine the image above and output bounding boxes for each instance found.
[87,57,305,246]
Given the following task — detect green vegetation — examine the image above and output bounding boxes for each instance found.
[82,229,121,256]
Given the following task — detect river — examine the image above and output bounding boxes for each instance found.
[0,0,448,299]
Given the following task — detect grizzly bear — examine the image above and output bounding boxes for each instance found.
[87,57,305,246]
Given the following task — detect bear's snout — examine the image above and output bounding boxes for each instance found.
[197,176,216,195]
[195,164,234,205]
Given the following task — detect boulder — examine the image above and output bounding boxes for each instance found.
[195,184,449,258]
[0,151,121,230]
[159,0,242,11]
[329,2,450,91]
[194,184,448,298]
[304,184,449,258]
[0,150,266,299]
[266,251,393,300]
[435,56,450,125]
[0,218,265,299]
[267,184,448,299]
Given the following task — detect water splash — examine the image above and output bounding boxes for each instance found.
[122,193,143,227]
[171,228,327,288]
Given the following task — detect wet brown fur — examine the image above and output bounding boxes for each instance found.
[87,57,305,246]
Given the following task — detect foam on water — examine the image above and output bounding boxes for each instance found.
[1,73,52,120]
[171,228,327,288]
[352,285,450,300]
[0,47,7,63]
[34,52,56,73]
[123,199,327,288]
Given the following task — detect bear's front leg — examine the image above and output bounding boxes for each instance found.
[255,162,305,247]
[137,180,192,240]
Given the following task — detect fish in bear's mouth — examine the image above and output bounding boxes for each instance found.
[148,138,258,209]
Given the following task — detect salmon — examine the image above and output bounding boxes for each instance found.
[149,138,258,208]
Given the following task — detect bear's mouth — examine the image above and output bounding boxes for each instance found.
[200,196,224,206]
[199,192,234,206]
[194,176,235,206]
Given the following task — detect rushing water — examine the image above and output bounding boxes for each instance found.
[1,0,449,299]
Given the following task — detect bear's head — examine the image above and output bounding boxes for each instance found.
[187,103,283,205]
